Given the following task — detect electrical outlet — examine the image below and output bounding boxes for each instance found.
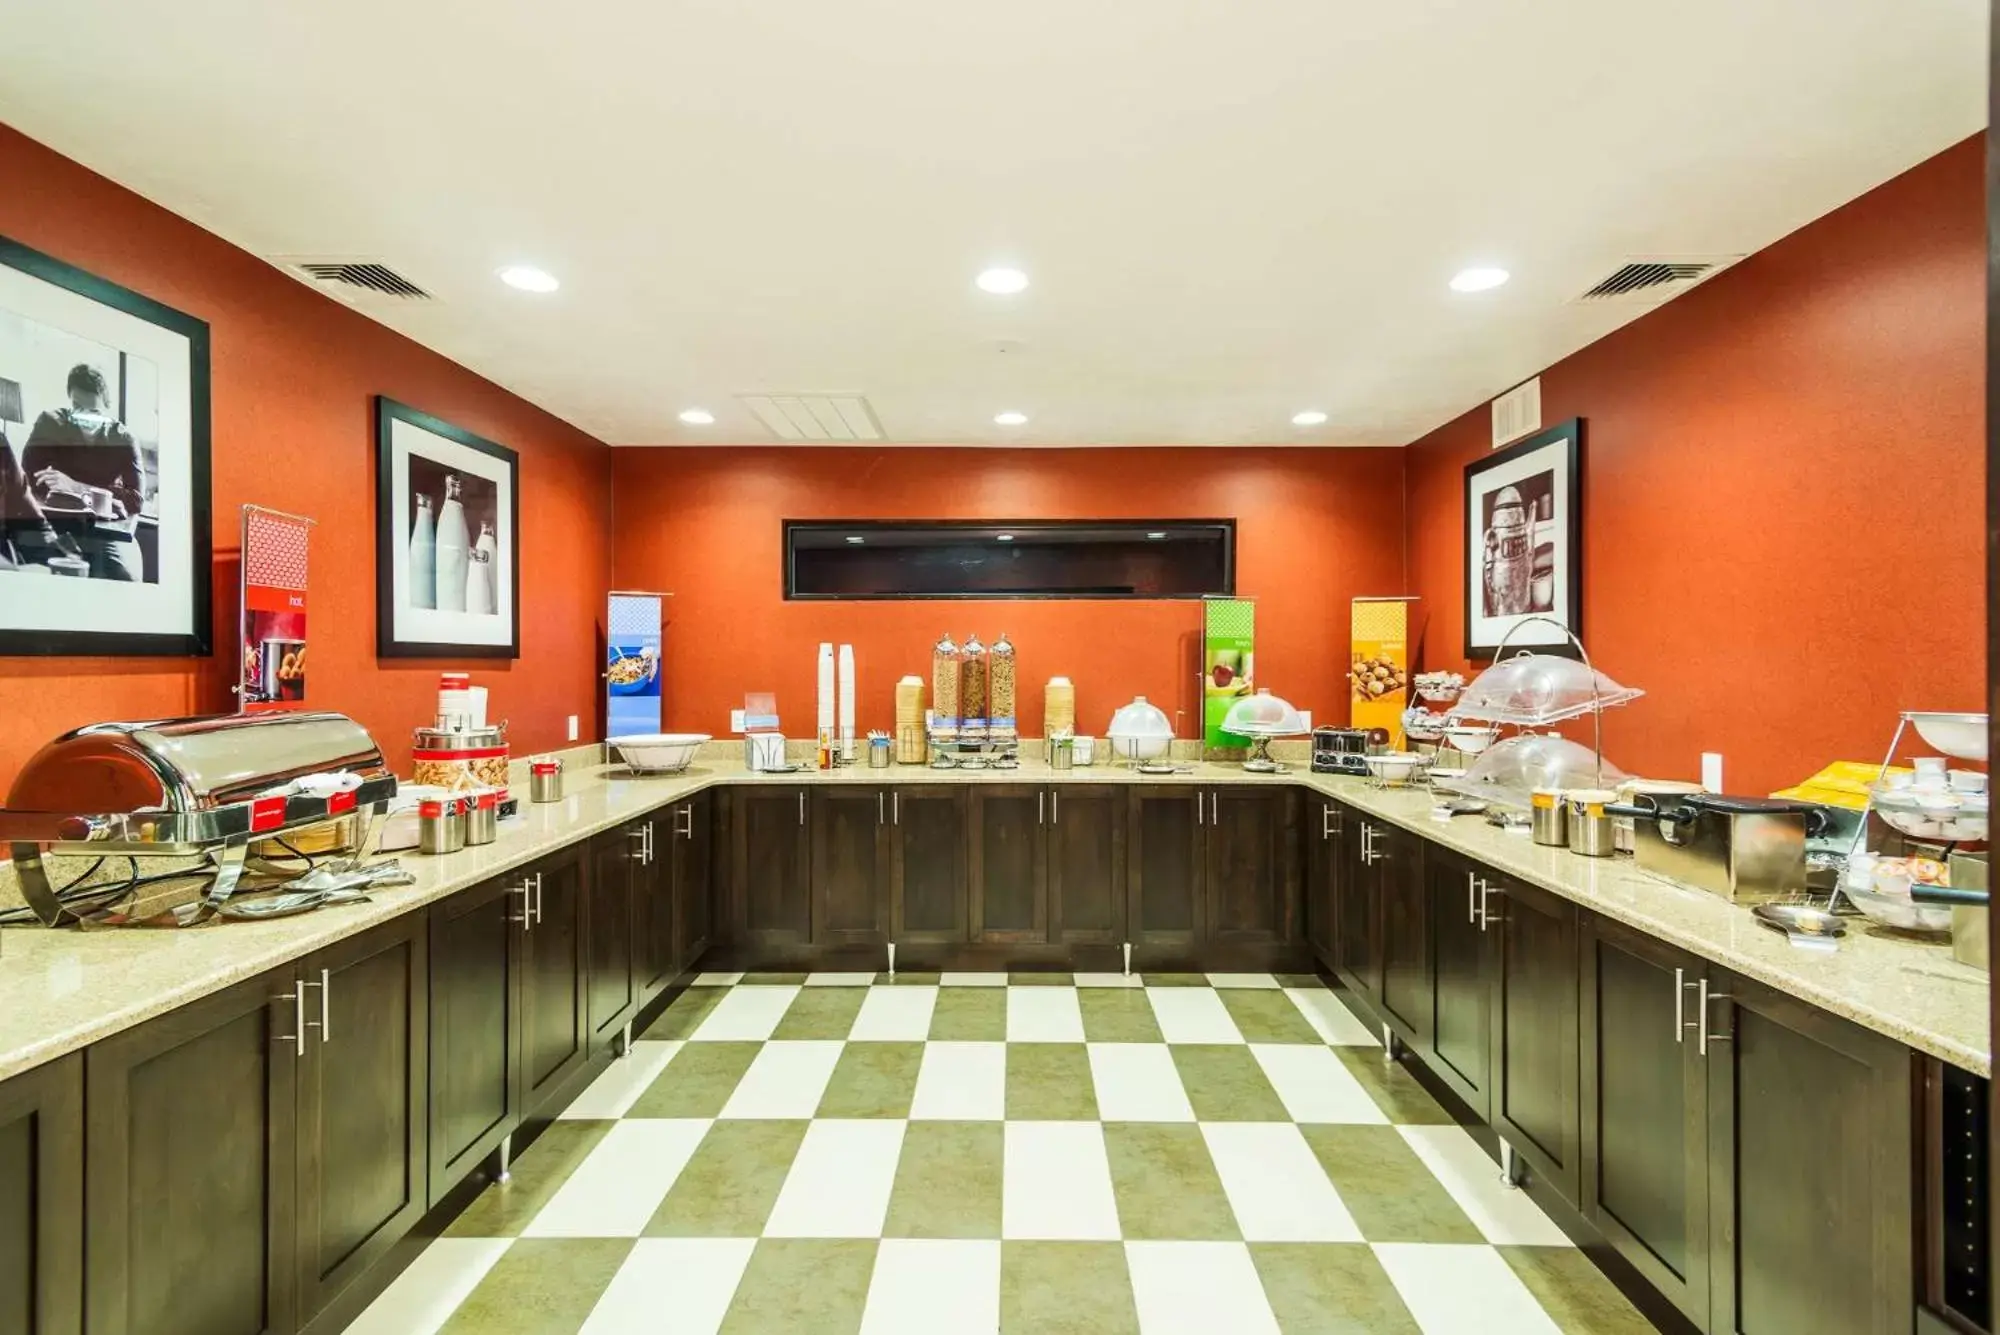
[567,714,580,742]
[730,709,747,733]
[1701,752,1723,792]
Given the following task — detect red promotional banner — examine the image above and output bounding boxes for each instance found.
[240,507,311,712]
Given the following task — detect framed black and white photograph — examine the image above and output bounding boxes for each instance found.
[0,234,211,655]
[375,396,519,658]
[1464,417,1582,658]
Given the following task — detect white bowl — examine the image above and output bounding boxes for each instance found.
[1444,725,1499,754]
[1908,712,1988,762]
[612,733,711,773]
[1365,752,1427,786]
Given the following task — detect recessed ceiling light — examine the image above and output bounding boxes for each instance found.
[498,265,559,293]
[678,408,715,425]
[845,535,865,544]
[1291,410,1329,427]
[1449,266,1510,293]
[1147,531,1167,540]
[994,411,1029,426]
[976,267,1029,295]
[996,533,1014,542]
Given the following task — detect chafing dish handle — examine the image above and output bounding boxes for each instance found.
[1910,885,1991,906]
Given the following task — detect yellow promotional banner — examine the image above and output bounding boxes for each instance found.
[1350,597,1415,749]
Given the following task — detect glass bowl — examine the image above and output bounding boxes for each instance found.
[1868,784,1989,841]
[1221,689,1307,736]
[1841,884,1953,934]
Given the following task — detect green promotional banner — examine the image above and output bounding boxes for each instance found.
[1203,598,1255,748]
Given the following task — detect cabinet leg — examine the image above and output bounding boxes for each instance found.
[887,942,897,978]
[1381,1023,1404,1062]
[1499,1139,1522,1189]
[618,1021,633,1059]
[1122,942,1132,977]
[495,1133,513,1185]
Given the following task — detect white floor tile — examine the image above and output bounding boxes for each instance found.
[688,985,801,1040]
[940,971,1009,987]
[1373,1242,1563,1334]
[1074,972,1143,988]
[561,1041,683,1120]
[850,985,939,1041]
[1145,988,1245,1044]
[1125,1241,1280,1335]
[764,1119,907,1238]
[718,1041,845,1119]
[580,1237,756,1334]
[1396,1125,1572,1246]
[860,1239,1002,1335]
[909,1041,1007,1120]
[344,1237,511,1335]
[806,971,877,986]
[1200,1123,1363,1242]
[692,971,743,986]
[1087,1043,1195,1122]
[1205,972,1280,989]
[1286,987,1380,1045]
[522,1119,709,1237]
[1249,1044,1389,1124]
[1007,986,1086,1042]
[1002,1121,1121,1240]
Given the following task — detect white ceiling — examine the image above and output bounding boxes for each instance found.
[0,0,1984,447]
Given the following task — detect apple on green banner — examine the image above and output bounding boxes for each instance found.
[1203,598,1255,747]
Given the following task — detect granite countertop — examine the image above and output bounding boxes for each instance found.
[0,750,1987,1080]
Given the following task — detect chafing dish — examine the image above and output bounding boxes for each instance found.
[1605,792,1828,902]
[1,711,396,927]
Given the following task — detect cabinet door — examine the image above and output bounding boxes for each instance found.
[1304,798,1343,967]
[1048,785,1126,945]
[890,787,967,943]
[85,971,298,1335]
[1579,912,1709,1328]
[1707,973,1913,1335]
[1128,786,1204,948]
[1425,848,1493,1120]
[588,829,641,1044]
[969,785,1046,942]
[1374,823,1431,1047]
[634,810,677,1001]
[1333,815,1380,1002]
[672,793,715,971]
[296,913,428,1323]
[813,787,889,946]
[522,844,591,1114]
[0,1055,81,1335]
[731,787,812,947]
[1488,875,1579,1204]
[428,872,525,1203]
[1205,788,1298,945]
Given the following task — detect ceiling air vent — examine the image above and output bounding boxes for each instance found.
[275,258,434,302]
[1574,258,1738,305]
[738,394,883,441]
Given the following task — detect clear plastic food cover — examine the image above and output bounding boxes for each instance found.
[1433,733,1629,809]
[1220,689,1307,736]
[1453,653,1644,726]
[1107,696,1174,739]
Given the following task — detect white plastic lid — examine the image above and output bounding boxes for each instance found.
[1107,696,1173,739]
[1221,689,1308,736]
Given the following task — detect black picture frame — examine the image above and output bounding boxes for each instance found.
[1463,417,1584,659]
[0,233,212,656]
[374,396,520,658]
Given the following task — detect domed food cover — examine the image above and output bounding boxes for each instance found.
[1432,733,1629,809]
[1454,653,1643,727]
[1107,696,1173,740]
[1220,689,1308,736]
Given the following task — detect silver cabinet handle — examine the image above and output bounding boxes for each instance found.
[1210,792,1218,824]
[510,880,532,928]
[630,826,648,863]
[799,791,806,826]
[894,792,900,825]
[677,803,694,839]
[275,985,305,1056]
[1467,872,1478,924]
[646,823,655,863]
[303,967,331,1044]
[1674,967,1685,1044]
[1051,790,1058,824]
[1477,879,1503,932]
[1039,791,1045,825]
[1196,792,1204,825]
[1360,824,1379,865]
[879,792,886,826]
[1322,804,1335,839]
[1697,977,1733,1056]
[532,873,544,926]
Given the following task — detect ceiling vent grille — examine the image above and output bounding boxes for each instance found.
[277,258,434,301]
[1574,258,1739,305]
[738,394,883,441]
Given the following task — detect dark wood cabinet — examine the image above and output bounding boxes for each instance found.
[1424,845,1494,1120]
[1048,785,1126,944]
[1127,787,1204,948]
[1205,787,1299,945]
[1304,797,1343,967]
[84,971,298,1335]
[295,915,428,1325]
[587,828,641,1044]
[671,792,715,971]
[1374,821,1430,1047]
[730,786,813,947]
[969,785,1046,942]
[812,787,890,946]
[1489,874,1579,1204]
[521,843,590,1115]
[890,787,968,943]
[0,1054,81,1335]
[1333,812,1382,1002]
[631,808,676,1001]
[427,870,525,1203]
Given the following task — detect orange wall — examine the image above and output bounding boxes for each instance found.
[609,447,1407,741]
[0,126,613,782]
[1406,136,1986,796]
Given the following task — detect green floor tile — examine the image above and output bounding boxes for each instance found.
[1169,1045,1291,1121]
[1250,1242,1422,1334]
[771,987,867,1040]
[816,1042,924,1118]
[625,1042,762,1118]
[1078,989,1165,1042]
[719,1238,877,1335]
[1008,971,1074,986]
[1006,1044,1099,1119]
[641,986,727,1040]
[1299,1125,1483,1243]
[1142,973,1212,987]
[1000,1241,1141,1334]
[876,970,942,985]
[1501,1246,1659,1334]
[1215,988,1323,1043]
[929,987,1007,1040]
[1332,1047,1457,1124]
[442,1120,615,1239]
[738,971,809,985]
[439,1237,633,1334]
[1103,1123,1240,1240]
[1272,973,1328,989]
[883,1121,1005,1238]
[645,1120,808,1237]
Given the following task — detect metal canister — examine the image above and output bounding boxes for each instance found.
[529,758,563,804]
[418,798,466,854]
[1050,736,1075,771]
[1565,789,1620,858]
[465,789,500,845]
[868,736,892,769]
[1529,788,1567,846]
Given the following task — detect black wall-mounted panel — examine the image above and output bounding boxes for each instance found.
[784,520,1235,600]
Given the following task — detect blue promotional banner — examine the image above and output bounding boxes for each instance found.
[606,592,664,738]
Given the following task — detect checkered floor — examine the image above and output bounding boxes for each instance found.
[347,972,1660,1334]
